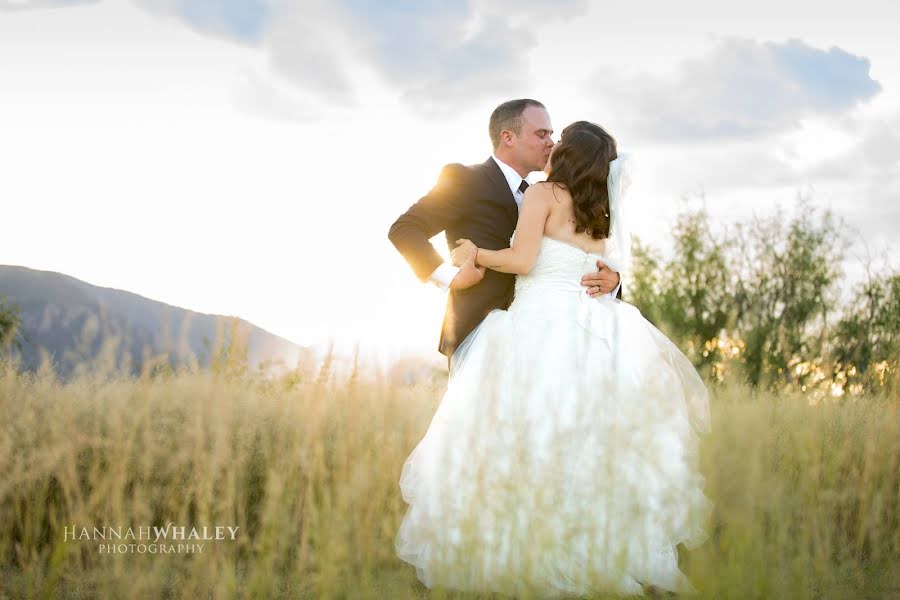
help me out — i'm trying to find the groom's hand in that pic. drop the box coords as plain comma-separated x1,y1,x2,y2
581,260,620,297
449,256,485,290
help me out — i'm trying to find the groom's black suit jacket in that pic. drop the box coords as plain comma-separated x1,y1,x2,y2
389,158,518,358
389,157,624,358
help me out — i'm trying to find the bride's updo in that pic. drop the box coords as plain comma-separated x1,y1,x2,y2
546,121,617,240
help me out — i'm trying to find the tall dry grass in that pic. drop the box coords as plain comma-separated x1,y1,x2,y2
0,359,897,599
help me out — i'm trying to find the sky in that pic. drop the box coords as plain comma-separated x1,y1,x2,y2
1,0,898,362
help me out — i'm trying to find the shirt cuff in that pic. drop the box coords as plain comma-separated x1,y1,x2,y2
429,262,460,291
609,281,622,299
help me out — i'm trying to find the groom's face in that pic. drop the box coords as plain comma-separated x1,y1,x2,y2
512,106,555,173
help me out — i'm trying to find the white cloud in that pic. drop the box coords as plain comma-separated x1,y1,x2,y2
262,0,359,105
122,0,590,115
0,0,98,10
232,68,320,123
134,0,269,42
588,38,882,142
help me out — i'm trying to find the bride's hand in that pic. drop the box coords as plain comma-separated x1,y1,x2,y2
451,239,478,267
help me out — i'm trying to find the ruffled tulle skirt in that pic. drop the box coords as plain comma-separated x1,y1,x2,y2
396,293,712,598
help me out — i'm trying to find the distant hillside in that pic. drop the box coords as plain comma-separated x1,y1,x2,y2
0,265,309,378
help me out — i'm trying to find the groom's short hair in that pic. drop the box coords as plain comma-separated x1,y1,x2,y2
489,99,545,149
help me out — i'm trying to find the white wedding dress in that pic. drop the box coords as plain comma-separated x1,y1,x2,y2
396,156,712,597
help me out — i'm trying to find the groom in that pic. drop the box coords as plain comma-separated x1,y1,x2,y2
388,99,621,362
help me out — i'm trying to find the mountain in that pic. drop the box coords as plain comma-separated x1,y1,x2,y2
0,265,309,378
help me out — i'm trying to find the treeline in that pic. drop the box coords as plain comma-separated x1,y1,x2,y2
628,203,898,396
2,205,896,396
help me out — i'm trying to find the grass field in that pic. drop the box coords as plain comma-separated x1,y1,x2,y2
0,360,897,599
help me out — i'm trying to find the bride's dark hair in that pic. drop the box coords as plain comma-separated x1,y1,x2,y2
546,121,617,240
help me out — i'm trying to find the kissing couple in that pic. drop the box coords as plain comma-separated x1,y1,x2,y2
390,99,712,598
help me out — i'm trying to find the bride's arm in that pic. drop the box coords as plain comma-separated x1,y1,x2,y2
474,184,553,275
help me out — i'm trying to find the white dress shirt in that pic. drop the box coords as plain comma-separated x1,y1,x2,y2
428,155,621,298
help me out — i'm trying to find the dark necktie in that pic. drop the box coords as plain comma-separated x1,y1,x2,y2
518,179,529,194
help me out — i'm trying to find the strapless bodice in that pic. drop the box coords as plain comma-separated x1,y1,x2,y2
513,236,609,300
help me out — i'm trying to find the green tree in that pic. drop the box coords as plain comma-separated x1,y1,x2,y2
627,236,664,326
832,271,900,392
657,209,736,373
628,202,855,390
628,209,736,378
733,205,843,388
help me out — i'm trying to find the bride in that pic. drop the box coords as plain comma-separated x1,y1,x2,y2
395,122,713,598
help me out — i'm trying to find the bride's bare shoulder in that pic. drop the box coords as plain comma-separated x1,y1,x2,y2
527,181,569,204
